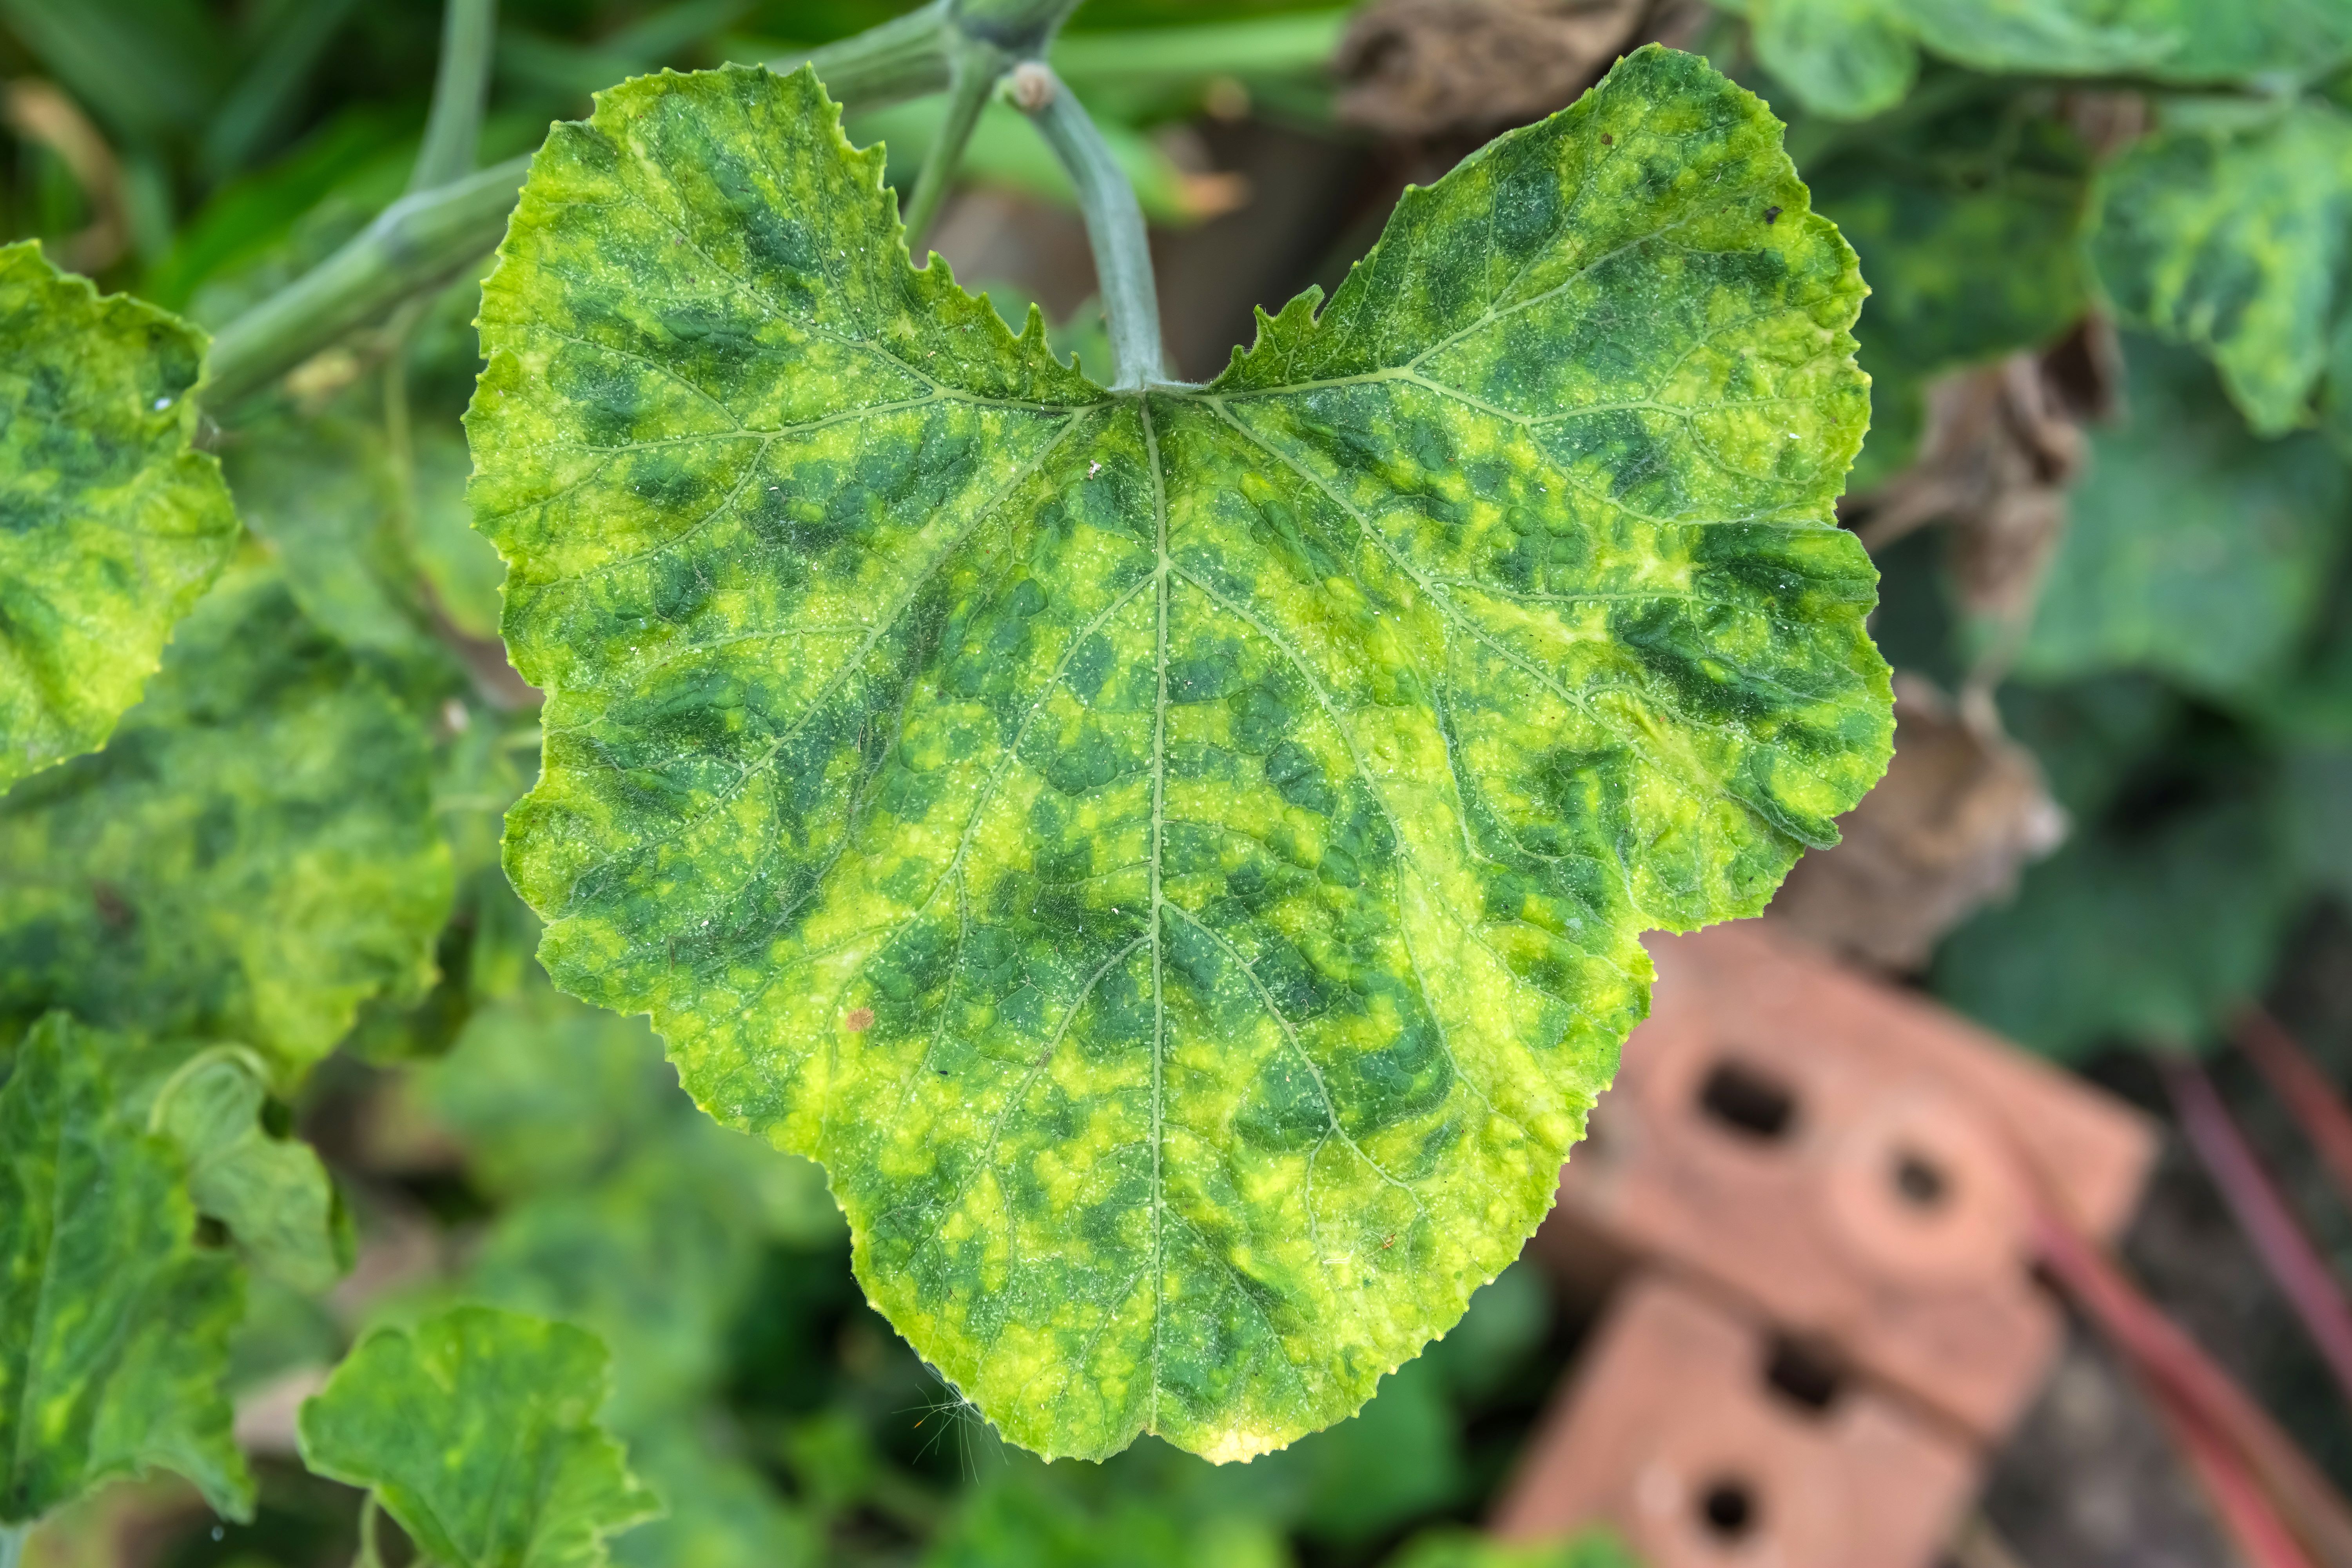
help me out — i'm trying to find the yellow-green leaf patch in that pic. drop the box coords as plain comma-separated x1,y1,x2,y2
0,242,241,791
2090,99,2352,436
472,48,1889,1462
0,1014,252,1526
0,570,452,1082
298,1305,660,1568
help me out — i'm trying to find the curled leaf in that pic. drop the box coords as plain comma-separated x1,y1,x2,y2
146,1044,348,1294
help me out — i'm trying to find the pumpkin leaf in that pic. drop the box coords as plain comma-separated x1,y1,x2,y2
0,570,453,1082
2089,98,2352,436
1898,0,2173,76
143,1044,350,1294
1745,0,2165,119
1749,0,1918,121
1746,0,2352,120
224,409,441,661
471,47,1888,1463
0,1013,252,1527
297,1305,661,1568
2017,334,2351,702
463,1152,780,1433
1809,98,2090,487
0,241,241,791
2080,0,2352,85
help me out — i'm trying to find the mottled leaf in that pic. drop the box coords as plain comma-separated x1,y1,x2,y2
298,1306,661,1568
2089,99,2352,436
2018,335,2350,701
0,1014,252,1526
851,96,1213,227
1747,0,2352,120
144,1044,348,1294
1811,106,2089,486
0,570,453,1081
0,240,241,791
471,49,1888,1461
1749,0,1918,120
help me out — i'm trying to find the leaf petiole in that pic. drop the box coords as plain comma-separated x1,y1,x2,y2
901,31,1012,250
352,1492,385,1568
1019,63,1169,388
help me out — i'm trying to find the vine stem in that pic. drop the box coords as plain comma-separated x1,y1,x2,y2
411,0,497,193
900,35,1008,250
780,0,953,108
202,0,995,414
1020,65,1168,389
203,154,528,410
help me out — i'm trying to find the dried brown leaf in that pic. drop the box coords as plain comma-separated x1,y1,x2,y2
1770,674,2066,970
1336,0,1647,138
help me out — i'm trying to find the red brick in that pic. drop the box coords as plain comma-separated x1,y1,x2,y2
1491,1274,1978,1567
1539,919,2155,1439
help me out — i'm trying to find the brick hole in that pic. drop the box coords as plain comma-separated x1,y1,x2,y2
1890,1146,1950,1211
1696,1058,1797,1141
1698,1475,1759,1541
1762,1334,1844,1416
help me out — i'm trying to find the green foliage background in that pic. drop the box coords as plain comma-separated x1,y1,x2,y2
4,0,2352,1562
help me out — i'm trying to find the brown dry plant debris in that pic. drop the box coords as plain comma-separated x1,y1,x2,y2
1858,326,2114,624
1770,673,2066,971
1335,0,1648,138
